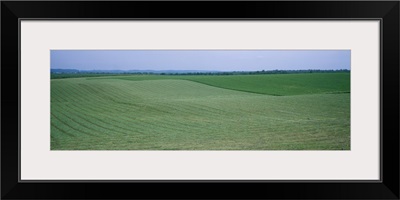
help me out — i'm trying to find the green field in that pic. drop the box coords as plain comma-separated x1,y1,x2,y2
51,73,350,150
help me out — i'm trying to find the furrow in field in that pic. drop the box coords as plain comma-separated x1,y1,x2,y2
52,79,133,103
62,103,145,134
51,83,69,102
52,81,89,102
156,101,236,120
60,102,155,136
56,101,234,138
54,97,164,134
75,82,142,103
52,106,130,138
66,86,247,131
51,112,99,138
64,82,121,103
57,99,197,136
51,121,76,138
56,79,250,119
57,79,346,135
53,104,139,137
51,75,350,150
74,101,206,134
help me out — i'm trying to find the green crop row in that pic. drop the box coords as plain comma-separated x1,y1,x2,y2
51,73,350,150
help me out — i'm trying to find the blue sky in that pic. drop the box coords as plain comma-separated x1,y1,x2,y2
51,50,350,71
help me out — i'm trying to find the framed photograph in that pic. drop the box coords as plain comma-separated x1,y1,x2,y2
2,1,399,199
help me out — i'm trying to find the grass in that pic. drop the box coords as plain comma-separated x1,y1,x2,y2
51,73,350,150
89,73,350,96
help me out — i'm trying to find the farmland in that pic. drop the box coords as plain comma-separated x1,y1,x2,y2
51,73,350,150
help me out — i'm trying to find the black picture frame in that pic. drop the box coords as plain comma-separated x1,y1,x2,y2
1,1,399,199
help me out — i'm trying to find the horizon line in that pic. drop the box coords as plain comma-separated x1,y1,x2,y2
51,68,351,71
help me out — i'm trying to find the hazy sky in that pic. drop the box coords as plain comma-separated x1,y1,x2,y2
51,50,350,71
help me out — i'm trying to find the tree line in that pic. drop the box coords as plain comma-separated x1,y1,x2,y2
161,69,350,76
51,69,350,79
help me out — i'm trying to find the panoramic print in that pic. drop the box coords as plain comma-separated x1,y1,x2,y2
50,50,350,150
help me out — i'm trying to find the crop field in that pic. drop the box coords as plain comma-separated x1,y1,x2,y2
51,73,350,150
